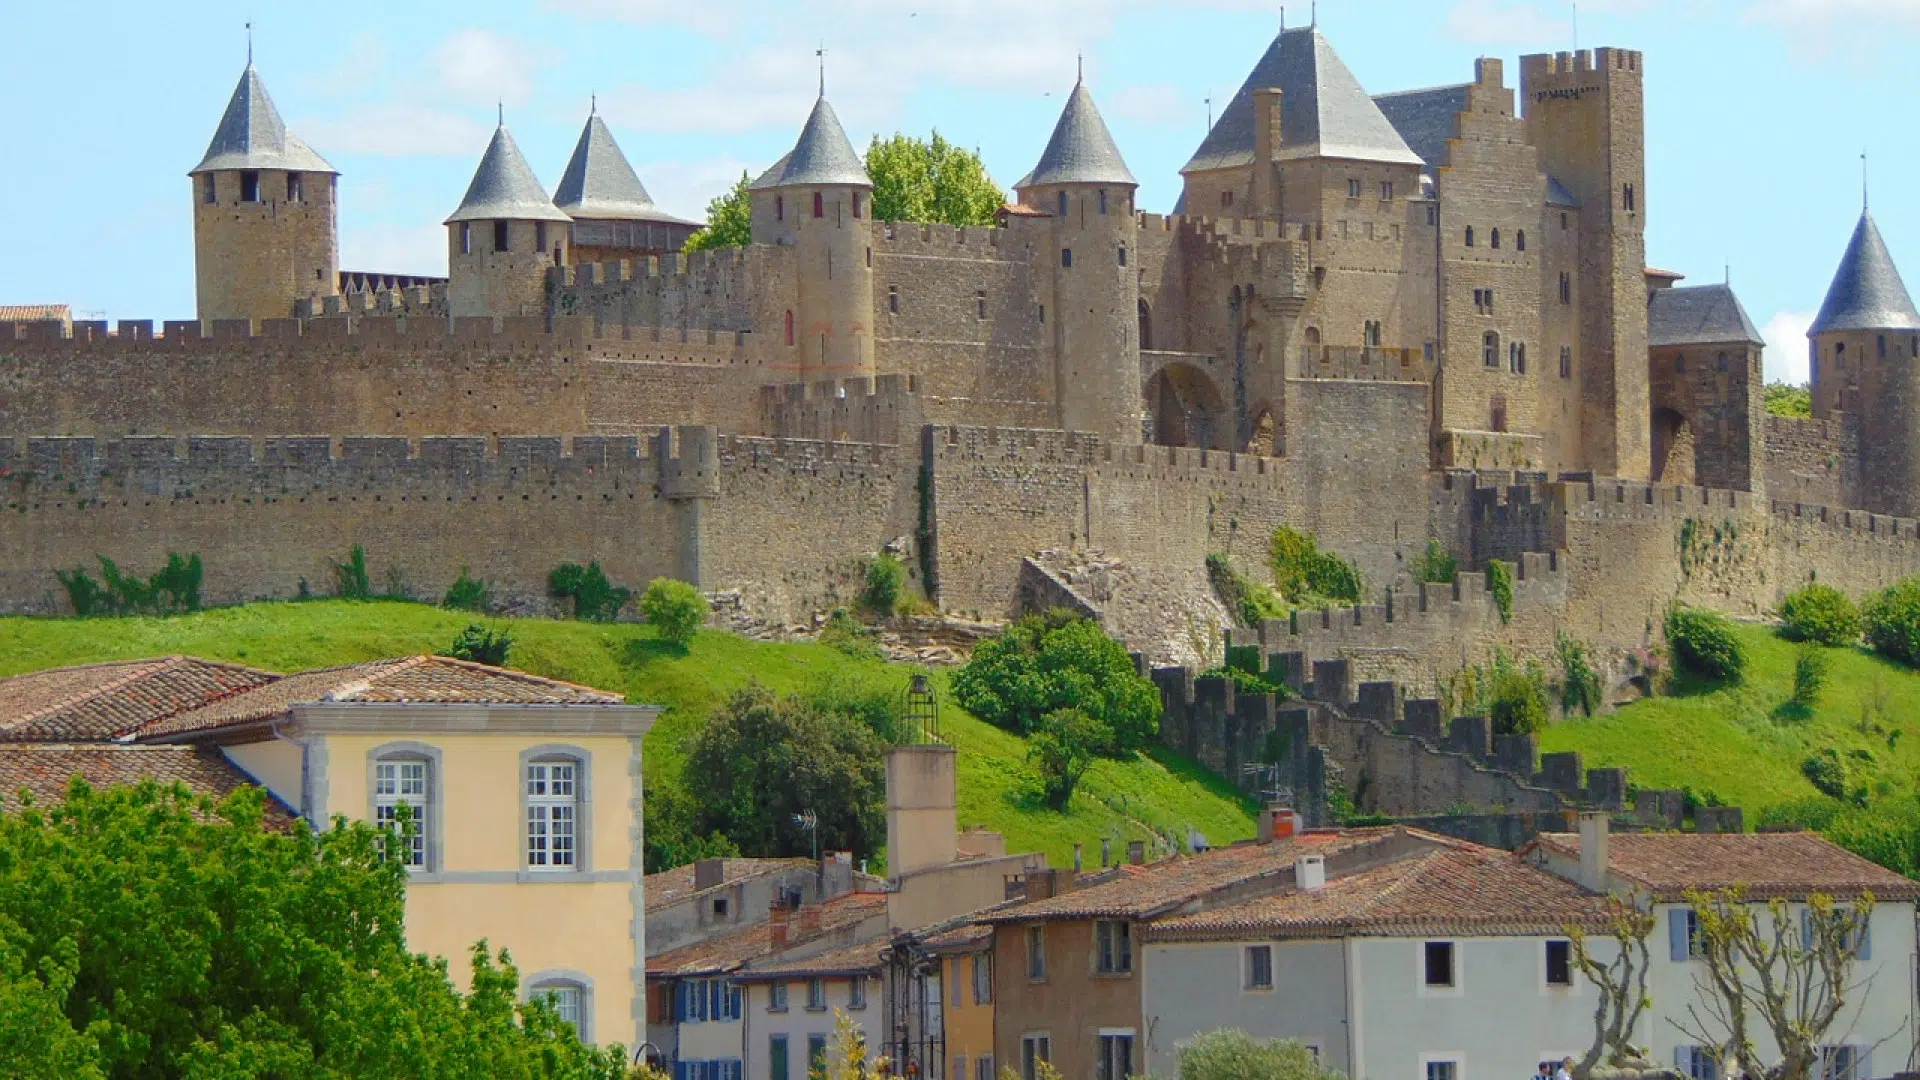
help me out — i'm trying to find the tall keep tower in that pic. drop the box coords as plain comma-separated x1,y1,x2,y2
749,93,875,379
445,120,573,318
190,62,338,323
1809,210,1920,516
1519,48,1650,480
1017,76,1143,445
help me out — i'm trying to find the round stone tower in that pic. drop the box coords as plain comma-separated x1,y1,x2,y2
1808,209,1920,516
190,62,339,324
1017,76,1143,444
445,119,574,318
749,94,875,379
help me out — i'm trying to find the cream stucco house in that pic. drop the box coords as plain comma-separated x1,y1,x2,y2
0,654,656,1049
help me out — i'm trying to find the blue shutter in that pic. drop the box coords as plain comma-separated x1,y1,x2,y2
731,982,743,1019
676,983,689,1022
676,1061,688,1080
709,979,722,1020
1668,909,1689,961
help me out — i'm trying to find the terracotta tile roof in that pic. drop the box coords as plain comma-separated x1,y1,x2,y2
644,858,816,914
1147,845,1608,942
1526,832,1920,902
0,744,297,827
0,657,279,742
738,938,884,980
648,892,889,977
0,304,70,323
921,921,994,952
142,655,624,739
978,828,1403,923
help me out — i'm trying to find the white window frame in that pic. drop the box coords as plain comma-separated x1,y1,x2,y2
848,974,867,1009
521,745,591,873
1020,1033,1052,1080
368,742,442,872
806,976,826,1011
1245,944,1274,991
1420,1052,1464,1080
768,982,788,1012
1096,1028,1135,1080
526,968,595,1044
1418,939,1462,997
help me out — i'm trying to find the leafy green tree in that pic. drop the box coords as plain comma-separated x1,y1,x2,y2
1779,582,1861,646
683,172,752,252
1177,1029,1347,1080
0,778,627,1079
950,611,1161,756
1028,707,1105,810
640,577,708,648
1863,577,1920,666
684,683,887,858
550,562,634,622
445,623,513,666
1764,381,1812,418
641,781,741,874
1412,539,1458,585
1487,666,1548,735
865,132,1004,226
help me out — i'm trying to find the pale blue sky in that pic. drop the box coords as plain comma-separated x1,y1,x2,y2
3,0,1915,383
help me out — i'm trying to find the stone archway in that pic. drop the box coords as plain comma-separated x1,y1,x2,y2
1651,407,1696,485
1147,362,1229,449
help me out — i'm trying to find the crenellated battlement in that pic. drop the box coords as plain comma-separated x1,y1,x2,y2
930,424,1285,479
549,244,750,289
1521,47,1643,81
873,222,1006,252
0,314,752,357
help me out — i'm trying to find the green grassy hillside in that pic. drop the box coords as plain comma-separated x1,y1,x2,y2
0,601,1255,868
1542,621,1920,872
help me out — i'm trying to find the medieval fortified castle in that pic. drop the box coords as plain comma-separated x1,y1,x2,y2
5,24,1920,681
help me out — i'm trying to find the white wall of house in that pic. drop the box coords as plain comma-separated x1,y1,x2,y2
1144,936,1607,1080
1642,901,1919,1079
679,1005,746,1064
743,977,881,1080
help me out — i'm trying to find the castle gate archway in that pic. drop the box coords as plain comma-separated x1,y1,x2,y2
1147,362,1229,449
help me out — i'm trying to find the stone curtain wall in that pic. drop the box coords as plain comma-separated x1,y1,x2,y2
1764,413,1859,510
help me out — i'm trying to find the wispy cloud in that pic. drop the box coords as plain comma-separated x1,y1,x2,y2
1747,0,1920,60
1762,309,1815,383
432,28,555,108
303,103,492,157
1109,82,1194,129
641,157,757,222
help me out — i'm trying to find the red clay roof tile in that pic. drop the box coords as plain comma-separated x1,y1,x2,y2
1526,831,1920,901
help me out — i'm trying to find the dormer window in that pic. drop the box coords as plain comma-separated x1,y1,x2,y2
240,171,260,203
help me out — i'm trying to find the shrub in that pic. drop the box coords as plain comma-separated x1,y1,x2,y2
1791,644,1829,711
1780,582,1862,646
640,577,708,647
819,608,884,661
1664,606,1746,682
55,566,108,616
862,554,905,616
1206,554,1287,628
1864,578,1920,667
1412,538,1458,585
1178,1028,1347,1080
1487,666,1548,736
548,561,633,622
1555,632,1602,717
1486,559,1514,624
1201,644,1288,697
1029,707,1107,810
445,623,513,666
950,610,1161,756
442,567,492,612
1268,528,1361,606
54,553,203,616
333,544,372,600
1802,748,1850,801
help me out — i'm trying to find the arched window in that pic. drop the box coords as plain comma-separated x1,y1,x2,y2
1516,229,1526,252
784,310,795,345
524,747,588,871
1483,331,1500,368
370,743,441,871
527,971,594,1042
813,192,824,219
1466,227,1475,248
1138,299,1152,351
1491,228,1502,250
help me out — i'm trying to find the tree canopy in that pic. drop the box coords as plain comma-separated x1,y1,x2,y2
683,172,753,253
0,778,628,1079
1177,1029,1348,1080
951,610,1161,758
865,132,1004,226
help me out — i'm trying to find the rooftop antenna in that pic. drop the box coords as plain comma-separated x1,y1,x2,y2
817,43,827,96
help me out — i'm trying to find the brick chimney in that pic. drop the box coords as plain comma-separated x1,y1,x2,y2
1577,811,1610,892
796,903,823,941
1251,87,1284,216
1259,805,1300,843
769,902,792,951
694,857,727,891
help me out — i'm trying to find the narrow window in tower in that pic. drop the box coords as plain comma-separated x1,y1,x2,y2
889,285,900,315
1879,335,1888,359
976,291,987,319
1559,273,1572,304
1347,178,1362,198
1623,184,1636,212
813,192,824,218
1381,181,1394,202
1676,354,1686,372
494,220,510,253
1038,305,1045,324
1058,191,1069,217
853,192,863,219
460,223,472,255
1099,189,1108,215
1062,248,1073,269
1491,229,1502,250
1836,342,1846,369
1221,191,1234,209
1718,351,1729,372
202,175,217,204
1426,206,1437,226
1516,230,1525,252
1913,336,1918,359
784,310,795,346
866,248,871,268
1561,212,1569,229
1117,246,1128,267
1465,227,1475,248
536,222,548,253
287,172,304,202
240,171,260,203
1517,343,1527,374
1491,394,1508,432
1560,346,1572,379
776,195,785,221
1483,332,1499,368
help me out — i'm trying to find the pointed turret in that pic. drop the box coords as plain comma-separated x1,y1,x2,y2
190,62,339,322
446,121,571,318
1026,79,1135,189
551,110,700,262
751,96,871,191
1811,211,1920,336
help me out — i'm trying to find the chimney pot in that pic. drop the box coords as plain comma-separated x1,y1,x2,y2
1259,804,1300,843
1295,854,1326,891
694,857,727,891
1127,840,1147,866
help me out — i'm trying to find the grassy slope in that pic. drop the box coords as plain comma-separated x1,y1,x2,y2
1541,622,1920,815
0,601,1255,866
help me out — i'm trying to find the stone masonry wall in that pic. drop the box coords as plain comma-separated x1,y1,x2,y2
1764,413,1859,511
